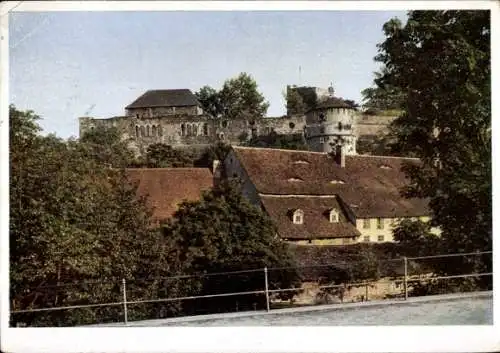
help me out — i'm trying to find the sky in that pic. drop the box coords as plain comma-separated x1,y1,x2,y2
9,10,407,138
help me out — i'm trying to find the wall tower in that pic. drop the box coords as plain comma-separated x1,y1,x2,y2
304,84,357,155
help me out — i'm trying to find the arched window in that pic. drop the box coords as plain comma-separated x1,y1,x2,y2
152,125,157,136
135,125,139,138
146,125,151,137
140,126,145,137
203,123,209,136
329,209,339,223
193,124,198,136
181,124,186,136
338,122,342,131
293,209,304,224
187,124,192,136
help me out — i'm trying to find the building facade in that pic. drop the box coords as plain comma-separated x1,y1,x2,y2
79,85,395,156
223,146,438,245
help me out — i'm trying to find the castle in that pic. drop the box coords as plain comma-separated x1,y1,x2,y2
79,85,395,155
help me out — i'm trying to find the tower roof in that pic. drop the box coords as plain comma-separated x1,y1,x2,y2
311,97,356,111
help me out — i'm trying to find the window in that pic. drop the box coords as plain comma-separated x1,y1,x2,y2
378,235,385,242
363,236,370,242
135,126,139,138
363,219,370,229
222,120,228,128
140,126,145,137
319,113,325,122
193,124,198,136
293,209,304,224
338,122,342,131
203,123,208,136
289,122,295,129
181,124,186,136
158,125,163,136
187,124,192,136
152,125,157,136
146,125,151,137
329,209,339,223
377,218,384,229
319,137,325,144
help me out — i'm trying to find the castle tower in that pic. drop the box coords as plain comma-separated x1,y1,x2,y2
304,84,357,154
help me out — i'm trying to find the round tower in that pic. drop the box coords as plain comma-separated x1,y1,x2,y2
304,86,357,155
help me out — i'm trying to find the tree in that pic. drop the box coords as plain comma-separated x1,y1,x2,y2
193,142,232,169
79,126,135,168
245,131,308,151
361,68,406,114
10,106,184,326
141,143,194,168
285,88,306,116
162,180,300,314
195,85,223,119
196,73,269,121
374,11,491,279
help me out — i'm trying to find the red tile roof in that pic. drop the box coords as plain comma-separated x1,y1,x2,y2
232,146,430,218
125,168,213,222
260,196,361,240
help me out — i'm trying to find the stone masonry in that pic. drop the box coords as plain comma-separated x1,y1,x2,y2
78,86,395,156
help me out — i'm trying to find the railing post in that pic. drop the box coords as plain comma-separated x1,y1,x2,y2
122,278,128,325
403,257,408,300
264,267,270,312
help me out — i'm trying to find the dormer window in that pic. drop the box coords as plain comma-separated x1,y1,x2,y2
293,209,304,224
292,160,310,165
329,209,339,223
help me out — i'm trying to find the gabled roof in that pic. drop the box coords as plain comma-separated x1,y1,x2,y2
125,89,200,109
231,146,429,218
125,168,213,222
260,195,361,240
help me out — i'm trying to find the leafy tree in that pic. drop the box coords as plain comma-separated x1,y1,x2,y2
285,87,307,116
361,68,406,114
245,131,308,151
10,106,184,326
141,143,194,168
79,126,135,168
195,85,223,119
196,73,269,121
375,11,491,282
162,180,300,314
193,142,232,170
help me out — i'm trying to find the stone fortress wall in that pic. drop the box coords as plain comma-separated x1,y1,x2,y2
79,85,396,156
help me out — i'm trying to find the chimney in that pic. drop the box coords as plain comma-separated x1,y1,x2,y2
335,145,345,168
212,159,221,179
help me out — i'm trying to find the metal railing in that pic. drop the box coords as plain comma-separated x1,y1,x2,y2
10,251,492,326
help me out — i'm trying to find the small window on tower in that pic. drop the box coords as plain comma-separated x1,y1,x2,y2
319,137,325,144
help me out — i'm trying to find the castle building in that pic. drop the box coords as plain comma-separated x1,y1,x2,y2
79,85,394,156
